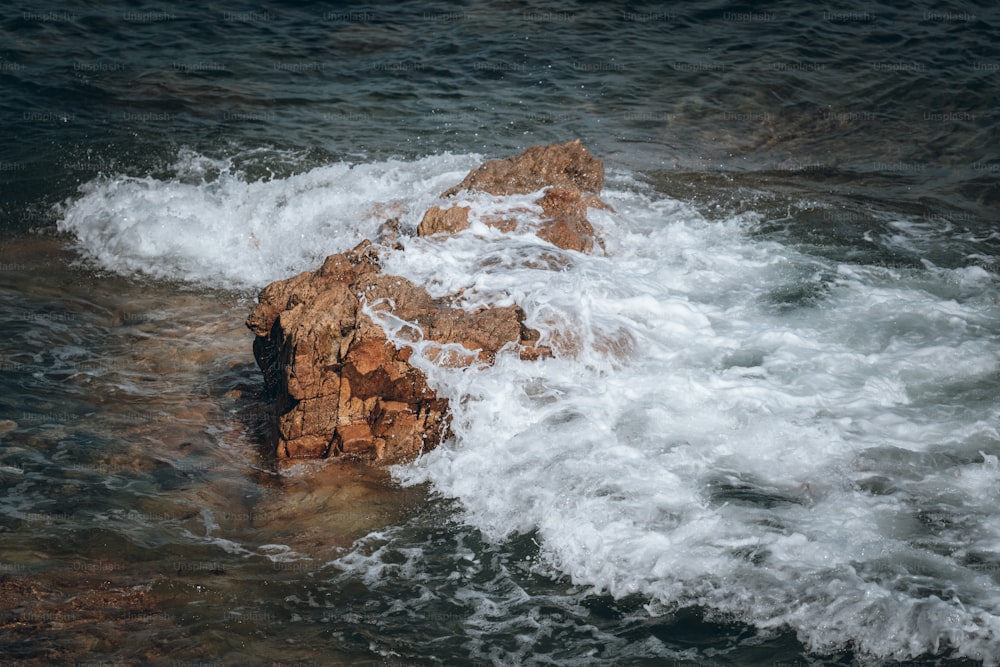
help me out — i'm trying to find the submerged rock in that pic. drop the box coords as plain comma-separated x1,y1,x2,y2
248,141,608,466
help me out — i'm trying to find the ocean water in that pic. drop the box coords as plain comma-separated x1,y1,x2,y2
2,1,999,665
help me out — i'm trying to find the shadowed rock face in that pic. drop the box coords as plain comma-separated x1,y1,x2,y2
247,141,608,466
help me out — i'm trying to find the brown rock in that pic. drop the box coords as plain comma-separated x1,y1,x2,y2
534,187,601,253
442,139,604,197
417,205,470,236
247,142,617,467
419,141,612,253
247,240,540,464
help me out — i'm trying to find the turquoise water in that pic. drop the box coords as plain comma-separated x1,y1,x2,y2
2,2,999,664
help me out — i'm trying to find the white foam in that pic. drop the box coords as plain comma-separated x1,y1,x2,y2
59,150,1000,661
383,168,1000,661
57,149,480,289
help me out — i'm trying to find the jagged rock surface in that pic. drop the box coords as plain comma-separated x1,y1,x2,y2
247,241,540,464
248,141,608,466
419,140,611,252
441,138,604,197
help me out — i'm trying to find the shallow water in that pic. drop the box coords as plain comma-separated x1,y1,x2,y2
2,0,1000,664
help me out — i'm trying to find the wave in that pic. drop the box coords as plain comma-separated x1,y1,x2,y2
56,148,482,289
59,148,1000,661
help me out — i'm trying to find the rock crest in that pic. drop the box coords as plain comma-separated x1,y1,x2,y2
441,138,604,196
248,141,609,465
418,139,610,254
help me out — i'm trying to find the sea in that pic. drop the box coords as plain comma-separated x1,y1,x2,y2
1,1,999,665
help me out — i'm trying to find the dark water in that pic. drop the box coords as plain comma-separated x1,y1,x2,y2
1,1,999,665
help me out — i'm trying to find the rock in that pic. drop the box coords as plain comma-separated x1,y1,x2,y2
248,141,613,467
247,240,543,464
442,138,604,197
418,141,612,253
417,205,471,236
417,187,605,253
534,187,600,253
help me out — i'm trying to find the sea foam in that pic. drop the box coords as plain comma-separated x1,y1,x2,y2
59,150,1000,661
